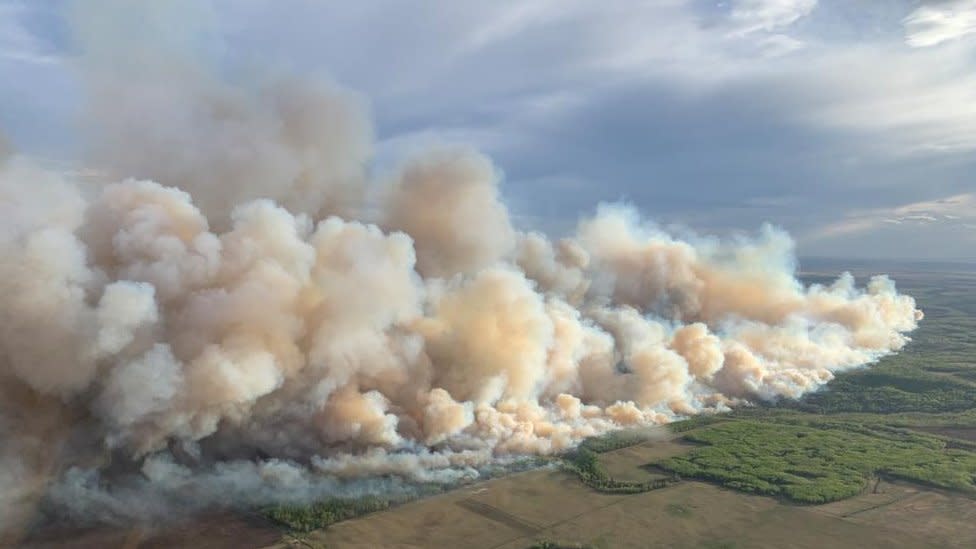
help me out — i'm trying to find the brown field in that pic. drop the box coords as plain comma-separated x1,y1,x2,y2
815,480,976,547
269,437,976,549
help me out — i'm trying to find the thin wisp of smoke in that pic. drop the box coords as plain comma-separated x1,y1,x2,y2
0,3,922,535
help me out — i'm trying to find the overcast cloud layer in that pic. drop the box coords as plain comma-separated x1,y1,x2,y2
1,0,974,259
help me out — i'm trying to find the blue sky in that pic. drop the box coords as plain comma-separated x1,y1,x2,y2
1,0,975,260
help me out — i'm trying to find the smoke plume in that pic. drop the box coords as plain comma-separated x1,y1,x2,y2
0,1,922,538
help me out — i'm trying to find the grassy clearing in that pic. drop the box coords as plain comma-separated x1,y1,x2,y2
562,445,680,494
559,428,680,493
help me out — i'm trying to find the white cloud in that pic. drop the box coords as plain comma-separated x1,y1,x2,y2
904,0,976,47
794,45,976,155
809,193,976,240
755,33,807,57
457,0,567,54
728,0,818,36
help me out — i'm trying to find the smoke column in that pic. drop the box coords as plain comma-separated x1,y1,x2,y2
0,0,922,537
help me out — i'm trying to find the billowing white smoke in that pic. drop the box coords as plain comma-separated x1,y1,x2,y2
0,2,922,535
0,138,921,531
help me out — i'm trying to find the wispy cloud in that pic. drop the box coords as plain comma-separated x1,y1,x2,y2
904,0,976,47
727,0,818,36
795,44,976,155
809,193,976,240
0,1,60,65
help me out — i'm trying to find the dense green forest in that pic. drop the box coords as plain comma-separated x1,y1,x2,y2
264,497,392,532
660,418,976,503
